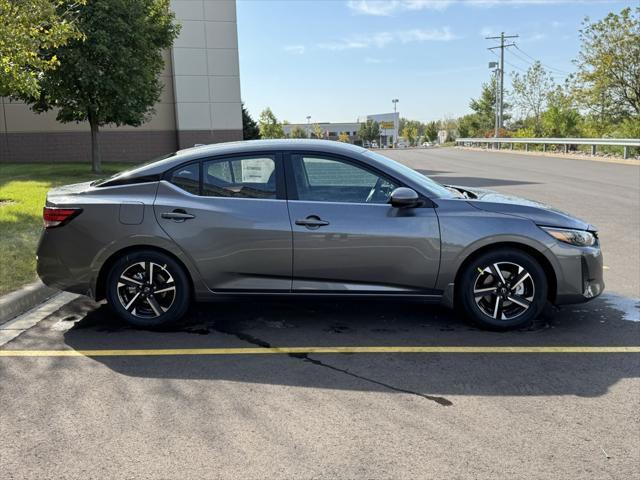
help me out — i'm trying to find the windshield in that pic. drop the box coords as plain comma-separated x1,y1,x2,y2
364,150,455,199
91,152,177,186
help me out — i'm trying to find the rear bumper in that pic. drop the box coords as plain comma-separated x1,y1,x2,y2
36,229,94,296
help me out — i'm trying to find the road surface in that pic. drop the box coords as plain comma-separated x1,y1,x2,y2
1,148,638,479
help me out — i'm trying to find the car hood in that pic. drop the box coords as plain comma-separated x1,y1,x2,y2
450,185,595,231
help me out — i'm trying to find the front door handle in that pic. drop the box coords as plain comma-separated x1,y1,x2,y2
295,215,329,229
161,209,195,221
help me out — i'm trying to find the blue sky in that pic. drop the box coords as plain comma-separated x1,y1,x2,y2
236,0,633,124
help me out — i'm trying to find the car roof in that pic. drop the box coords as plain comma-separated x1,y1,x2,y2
123,139,368,177
177,139,367,158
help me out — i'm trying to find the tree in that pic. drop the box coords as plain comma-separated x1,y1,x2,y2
358,120,380,143
25,0,179,173
511,61,556,135
258,107,285,139
0,0,85,98
242,103,260,140
541,85,581,137
289,126,307,138
338,132,350,143
469,76,510,135
456,114,480,139
312,123,324,139
573,7,640,122
401,123,419,146
423,121,439,142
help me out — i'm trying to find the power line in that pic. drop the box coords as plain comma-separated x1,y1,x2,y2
490,48,528,73
512,44,572,75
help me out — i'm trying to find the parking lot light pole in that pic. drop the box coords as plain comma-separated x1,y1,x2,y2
392,99,399,147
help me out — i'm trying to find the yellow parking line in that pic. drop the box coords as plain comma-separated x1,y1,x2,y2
0,346,639,357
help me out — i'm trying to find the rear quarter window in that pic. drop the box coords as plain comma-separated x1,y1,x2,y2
169,164,200,195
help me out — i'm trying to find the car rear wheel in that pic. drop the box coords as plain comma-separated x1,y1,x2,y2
106,250,191,328
458,248,547,330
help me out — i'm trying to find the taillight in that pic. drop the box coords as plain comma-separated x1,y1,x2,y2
43,207,82,228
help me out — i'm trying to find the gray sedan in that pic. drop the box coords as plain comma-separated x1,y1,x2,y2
37,140,604,330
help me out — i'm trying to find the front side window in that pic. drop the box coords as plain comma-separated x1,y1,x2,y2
203,156,276,199
169,163,200,195
291,155,397,204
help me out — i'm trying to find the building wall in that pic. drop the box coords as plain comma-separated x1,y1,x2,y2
283,113,399,145
0,0,242,163
283,122,361,140
170,0,242,148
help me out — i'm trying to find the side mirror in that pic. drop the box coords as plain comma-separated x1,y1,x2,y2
390,187,420,208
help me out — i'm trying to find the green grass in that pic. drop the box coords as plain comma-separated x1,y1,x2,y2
0,163,130,295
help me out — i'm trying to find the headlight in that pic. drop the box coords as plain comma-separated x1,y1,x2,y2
541,227,597,247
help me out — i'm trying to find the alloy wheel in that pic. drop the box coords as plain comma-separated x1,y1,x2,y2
473,261,535,321
116,261,176,318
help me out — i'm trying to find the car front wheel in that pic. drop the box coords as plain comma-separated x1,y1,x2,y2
458,248,548,330
106,250,191,328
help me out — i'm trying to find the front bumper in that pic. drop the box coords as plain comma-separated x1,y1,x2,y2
552,242,604,305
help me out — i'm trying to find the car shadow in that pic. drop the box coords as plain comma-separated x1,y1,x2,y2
52,296,640,404
415,171,540,188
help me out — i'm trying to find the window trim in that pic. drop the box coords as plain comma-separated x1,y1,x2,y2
163,152,285,200
283,151,405,205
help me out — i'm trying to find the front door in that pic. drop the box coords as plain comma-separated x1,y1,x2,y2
285,153,440,293
154,153,292,291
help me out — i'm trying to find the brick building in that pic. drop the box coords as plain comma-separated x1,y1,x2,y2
0,0,242,163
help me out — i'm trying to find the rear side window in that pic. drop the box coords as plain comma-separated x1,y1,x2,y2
169,163,200,195
202,156,276,199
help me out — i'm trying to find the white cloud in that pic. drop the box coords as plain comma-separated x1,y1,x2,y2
466,0,610,6
401,0,453,10
346,0,400,16
521,32,547,42
347,0,610,15
318,32,394,50
480,26,497,37
398,27,457,43
347,0,452,16
283,45,305,55
318,28,456,51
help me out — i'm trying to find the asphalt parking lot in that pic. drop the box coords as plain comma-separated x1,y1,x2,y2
1,148,639,479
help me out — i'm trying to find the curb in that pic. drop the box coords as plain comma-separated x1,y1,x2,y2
0,281,59,326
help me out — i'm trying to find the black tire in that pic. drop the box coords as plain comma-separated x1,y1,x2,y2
457,248,548,330
106,250,191,328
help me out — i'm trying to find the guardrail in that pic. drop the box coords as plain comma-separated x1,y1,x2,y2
455,137,640,159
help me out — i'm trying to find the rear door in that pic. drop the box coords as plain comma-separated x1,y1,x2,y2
285,152,440,293
154,153,292,292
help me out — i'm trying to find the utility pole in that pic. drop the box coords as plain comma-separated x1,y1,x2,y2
488,62,499,138
486,32,518,135
306,115,311,138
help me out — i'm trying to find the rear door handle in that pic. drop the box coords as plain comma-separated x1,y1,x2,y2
161,209,195,221
295,216,329,228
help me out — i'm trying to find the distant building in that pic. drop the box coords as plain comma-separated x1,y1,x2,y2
0,0,242,163
283,112,400,147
